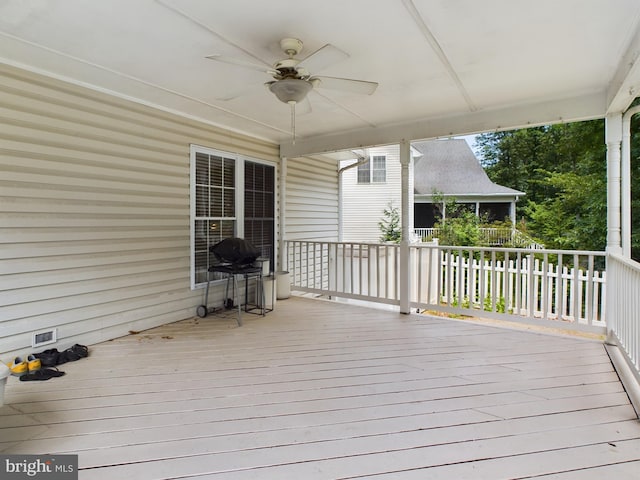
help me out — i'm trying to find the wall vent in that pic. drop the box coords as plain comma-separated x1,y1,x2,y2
32,328,57,348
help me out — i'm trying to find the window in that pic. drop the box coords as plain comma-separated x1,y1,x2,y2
357,161,370,183
357,155,386,183
371,155,386,183
190,145,275,288
244,160,275,274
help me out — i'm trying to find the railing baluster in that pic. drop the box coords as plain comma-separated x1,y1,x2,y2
492,252,497,309
556,253,563,320
586,254,594,326
503,251,510,315
479,249,486,312
458,251,463,305
514,251,521,315
573,253,580,324
395,244,400,300
541,253,548,321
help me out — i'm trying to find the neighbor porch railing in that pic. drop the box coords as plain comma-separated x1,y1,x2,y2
414,227,544,249
285,240,607,334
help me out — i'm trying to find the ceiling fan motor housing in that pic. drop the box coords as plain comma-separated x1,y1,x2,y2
273,59,302,77
280,38,303,56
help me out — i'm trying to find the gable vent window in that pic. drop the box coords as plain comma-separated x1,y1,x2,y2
357,155,386,184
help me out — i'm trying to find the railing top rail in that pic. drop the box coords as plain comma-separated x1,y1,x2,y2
608,251,640,270
285,239,604,257
286,240,400,247
411,243,606,257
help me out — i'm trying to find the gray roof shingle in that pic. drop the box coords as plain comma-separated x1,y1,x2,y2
413,139,524,197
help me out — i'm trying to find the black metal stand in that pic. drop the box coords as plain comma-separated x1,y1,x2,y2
197,263,265,326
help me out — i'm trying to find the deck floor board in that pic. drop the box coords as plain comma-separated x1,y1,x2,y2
2,296,639,479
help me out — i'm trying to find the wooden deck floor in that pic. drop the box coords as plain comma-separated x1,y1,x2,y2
2,296,640,479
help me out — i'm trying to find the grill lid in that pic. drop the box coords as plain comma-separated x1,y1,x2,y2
210,237,260,265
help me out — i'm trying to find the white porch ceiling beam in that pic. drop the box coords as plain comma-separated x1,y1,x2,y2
402,0,477,112
607,16,640,114
281,91,606,158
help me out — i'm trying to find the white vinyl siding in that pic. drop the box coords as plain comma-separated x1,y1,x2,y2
0,64,278,358
285,156,338,242
341,146,413,242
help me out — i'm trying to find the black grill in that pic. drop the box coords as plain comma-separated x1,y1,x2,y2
210,237,261,267
196,237,265,326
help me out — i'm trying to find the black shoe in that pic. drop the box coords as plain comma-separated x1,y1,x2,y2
19,367,65,381
33,349,60,367
58,344,89,363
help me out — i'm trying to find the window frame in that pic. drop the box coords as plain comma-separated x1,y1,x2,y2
190,144,276,290
371,155,387,183
356,155,387,184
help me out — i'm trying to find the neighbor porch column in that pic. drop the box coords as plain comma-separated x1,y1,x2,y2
399,139,412,314
606,114,622,254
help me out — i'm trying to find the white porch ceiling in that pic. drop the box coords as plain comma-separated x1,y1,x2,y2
2,0,640,157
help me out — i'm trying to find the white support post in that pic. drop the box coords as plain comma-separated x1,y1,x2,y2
622,106,640,258
279,157,288,271
606,114,623,254
605,114,622,344
399,140,412,314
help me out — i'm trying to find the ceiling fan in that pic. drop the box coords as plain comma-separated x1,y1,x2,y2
206,38,378,142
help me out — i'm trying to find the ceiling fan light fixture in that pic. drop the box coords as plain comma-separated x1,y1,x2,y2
269,78,313,104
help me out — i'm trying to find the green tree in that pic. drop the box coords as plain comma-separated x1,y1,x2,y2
379,201,401,243
474,119,627,254
524,171,606,251
435,210,484,247
431,192,485,246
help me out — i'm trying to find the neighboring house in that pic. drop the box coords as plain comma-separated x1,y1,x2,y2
340,139,522,243
413,139,524,228
339,145,417,243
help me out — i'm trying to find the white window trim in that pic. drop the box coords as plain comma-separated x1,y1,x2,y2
371,155,387,183
189,144,276,290
357,155,387,184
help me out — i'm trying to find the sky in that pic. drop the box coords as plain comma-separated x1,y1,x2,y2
456,134,482,159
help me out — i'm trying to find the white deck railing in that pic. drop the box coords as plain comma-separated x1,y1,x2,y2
413,245,606,333
286,241,401,305
607,252,640,383
285,240,607,333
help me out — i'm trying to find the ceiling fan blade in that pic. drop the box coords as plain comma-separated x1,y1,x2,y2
206,54,278,76
297,44,349,73
216,82,265,101
296,96,312,115
312,76,378,95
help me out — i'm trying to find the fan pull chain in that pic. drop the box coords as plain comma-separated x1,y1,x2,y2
289,101,296,145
